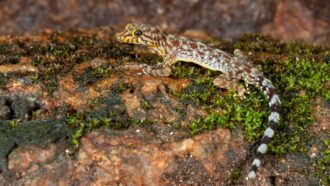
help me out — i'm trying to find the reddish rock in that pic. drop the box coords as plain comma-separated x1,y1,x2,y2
8,144,57,173
0,27,249,185
0,24,328,186
1,127,247,185
262,0,330,45
311,98,330,134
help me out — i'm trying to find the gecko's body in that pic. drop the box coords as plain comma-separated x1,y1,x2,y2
116,23,281,179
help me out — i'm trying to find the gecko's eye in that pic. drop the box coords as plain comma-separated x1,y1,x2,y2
133,29,143,37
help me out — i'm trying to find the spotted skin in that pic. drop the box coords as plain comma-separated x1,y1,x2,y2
116,23,281,180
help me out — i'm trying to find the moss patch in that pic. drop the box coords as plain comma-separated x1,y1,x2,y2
315,133,330,185
170,34,330,181
1,28,329,182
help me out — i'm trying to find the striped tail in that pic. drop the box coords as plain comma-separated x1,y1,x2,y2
247,77,281,179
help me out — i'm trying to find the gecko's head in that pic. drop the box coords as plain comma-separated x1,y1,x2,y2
116,23,161,47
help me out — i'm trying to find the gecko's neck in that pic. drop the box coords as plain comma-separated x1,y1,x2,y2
150,32,168,57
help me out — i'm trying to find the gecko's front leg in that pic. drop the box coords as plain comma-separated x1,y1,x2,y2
142,52,178,77
143,64,172,77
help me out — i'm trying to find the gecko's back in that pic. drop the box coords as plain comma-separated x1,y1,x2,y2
163,34,263,80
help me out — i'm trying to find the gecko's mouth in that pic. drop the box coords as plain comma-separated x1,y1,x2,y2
115,32,126,42
116,34,145,47
116,35,136,44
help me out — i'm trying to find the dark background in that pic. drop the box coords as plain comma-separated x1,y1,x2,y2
0,0,329,45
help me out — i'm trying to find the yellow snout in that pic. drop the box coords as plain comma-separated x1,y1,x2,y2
115,31,136,44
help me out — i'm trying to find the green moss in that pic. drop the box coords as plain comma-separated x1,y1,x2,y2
92,66,112,78
66,112,87,147
1,29,329,181
142,100,152,110
171,122,182,129
8,120,19,128
66,112,84,126
171,34,329,159
2,29,131,95
277,54,329,99
85,114,117,130
111,82,132,94
188,90,267,140
0,74,9,88
71,123,85,147
228,168,241,183
64,89,142,147
171,64,218,105
127,143,136,148
234,34,286,54
169,34,330,183
315,133,330,185
45,78,59,95
31,73,41,84
0,44,12,55
66,110,155,147
74,65,113,85
269,95,313,154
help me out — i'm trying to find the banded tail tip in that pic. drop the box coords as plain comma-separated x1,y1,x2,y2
257,143,268,154
269,94,281,106
269,112,280,123
252,158,261,167
246,171,256,180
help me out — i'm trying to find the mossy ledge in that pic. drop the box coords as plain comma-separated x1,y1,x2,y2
171,34,329,183
0,28,329,183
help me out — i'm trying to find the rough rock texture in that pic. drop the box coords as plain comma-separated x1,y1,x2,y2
2,128,245,185
0,0,330,45
0,27,248,185
262,0,330,45
0,27,329,185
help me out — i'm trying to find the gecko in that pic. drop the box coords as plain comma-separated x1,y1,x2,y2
116,23,281,180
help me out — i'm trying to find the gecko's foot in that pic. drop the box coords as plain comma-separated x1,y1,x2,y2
234,49,244,57
213,76,247,99
233,90,247,99
136,64,149,76
142,66,171,77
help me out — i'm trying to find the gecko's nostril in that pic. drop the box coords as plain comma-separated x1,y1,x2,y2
115,33,122,41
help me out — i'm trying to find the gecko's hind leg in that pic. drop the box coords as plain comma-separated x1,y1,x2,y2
234,49,253,66
213,74,247,98
234,49,262,71
234,49,248,61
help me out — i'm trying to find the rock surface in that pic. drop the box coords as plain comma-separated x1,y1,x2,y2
2,127,245,185
0,26,328,185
